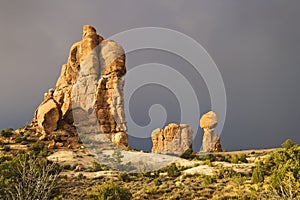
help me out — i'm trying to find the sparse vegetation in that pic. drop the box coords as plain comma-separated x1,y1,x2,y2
87,180,132,200
54,135,62,142
29,142,48,157
3,145,10,152
164,163,181,177
252,161,264,183
246,139,300,199
180,148,197,160
90,161,102,172
0,136,299,199
229,154,248,163
0,128,13,138
109,149,136,171
0,153,60,200
15,135,36,144
202,175,217,185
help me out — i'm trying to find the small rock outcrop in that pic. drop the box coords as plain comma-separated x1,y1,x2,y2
151,123,193,156
33,25,128,146
200,111,222,152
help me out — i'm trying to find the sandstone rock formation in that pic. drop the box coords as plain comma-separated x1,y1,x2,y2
200,111,222,152
151,123,193,156
33,25,128,146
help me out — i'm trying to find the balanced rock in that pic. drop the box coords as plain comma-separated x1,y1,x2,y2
33,25,128,146
35,89,61,133
200,111,222,152
151,123,193,156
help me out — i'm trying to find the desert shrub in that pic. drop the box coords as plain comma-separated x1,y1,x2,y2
0,128,13,138
238,154,248,163
202,175,217,185
229,154,248,164
15,136,36,144
77,173,85,180
3,145,10,152
262,139,300,198
0,154,60,200
0,152,11,163
272,171,300,198
180,148,196,160
53,194,64,200
87,180,132,200
200,153,216,162
281,139,296,149
252,162,264,183
143,187,165,195
54,135,62,142
223,154,231,162
217,166,238,179
29,142,48,157
230,154,239,164
109,149,136,171
91,161,102,172
15,136,23,143
118,172,131,182
63,164,71,170
164,163,181,177
153,178,162,186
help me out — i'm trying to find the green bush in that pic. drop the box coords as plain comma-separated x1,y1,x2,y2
3,145,10,152
200,154,216,162
54,135,62,142
29,142,48,157
0,128,13,138
15,136,24,143
202,175,217,185
225,154,248,164
0,154,60,199
153,178,162,186
90,161,102,172
180,148,196,160
217,166,238,179
118,172,131,182
262,139,300,198
165,163,181,177
15,136,36,144
109,149,136,171
143,187,165,195
281,139,296,149
87,180,132,200
252,162,264,183
230,154,239,164
238,154,248,163
63,164,71,170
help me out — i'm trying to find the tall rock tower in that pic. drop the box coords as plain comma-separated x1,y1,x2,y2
32,25,128,146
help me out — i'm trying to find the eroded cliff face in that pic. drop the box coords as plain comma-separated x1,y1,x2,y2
33,25,128,146
151,123,194,156
200,111,222,152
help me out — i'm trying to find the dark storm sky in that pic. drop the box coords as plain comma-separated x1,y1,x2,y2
0,0,299,151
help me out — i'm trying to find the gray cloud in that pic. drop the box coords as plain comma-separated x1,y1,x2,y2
0,0,299,150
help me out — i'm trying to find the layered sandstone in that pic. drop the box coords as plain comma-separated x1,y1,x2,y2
151,123,193,156
200,111,222,152
33,25,128,146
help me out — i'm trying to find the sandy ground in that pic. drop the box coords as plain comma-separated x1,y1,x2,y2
45,147,275,179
